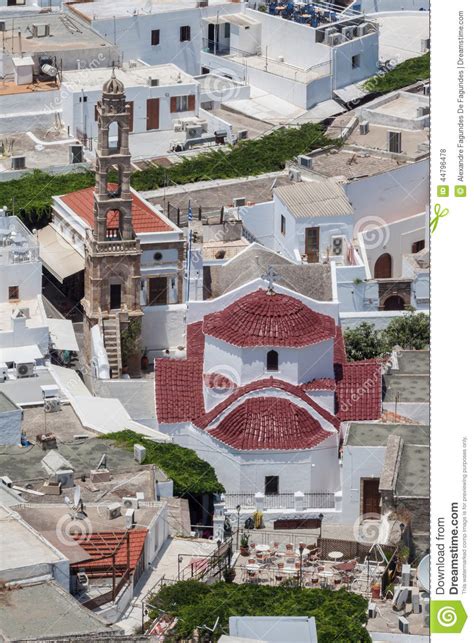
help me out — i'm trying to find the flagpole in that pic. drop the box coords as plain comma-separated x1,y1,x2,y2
186,200,192,302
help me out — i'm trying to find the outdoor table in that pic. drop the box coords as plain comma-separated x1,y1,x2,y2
319,570,335,587
246,564,261,571
328,551,344,561
255,544,271,553
283,567,298,575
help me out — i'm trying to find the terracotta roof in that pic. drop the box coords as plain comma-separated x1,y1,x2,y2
60,186,174,233
209,397,332,451
196,376,340,431
336,361,382,421
303,378,337,391
204,372,236,389
70,529,147,573
203,289,336,348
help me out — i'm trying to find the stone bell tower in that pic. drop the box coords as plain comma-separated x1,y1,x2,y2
82,69,142,379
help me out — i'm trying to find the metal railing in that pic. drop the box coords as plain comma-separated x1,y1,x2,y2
202,38,261,58
224,492,335,510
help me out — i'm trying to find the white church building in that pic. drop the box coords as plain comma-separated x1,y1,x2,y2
155,277,382,511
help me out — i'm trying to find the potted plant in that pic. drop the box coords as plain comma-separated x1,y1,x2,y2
223,566,236,583
141,348,149,371
371,581,381,599
240,533,250,556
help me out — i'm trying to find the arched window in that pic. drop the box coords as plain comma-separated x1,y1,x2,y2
266,350,279,372
105,209,121,239
107,121,119,150
374,253,392,279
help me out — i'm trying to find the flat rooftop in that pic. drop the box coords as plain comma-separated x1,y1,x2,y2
396,443,429,497
346,422,430,448
372,12,430,63
70,0,235,20
383,373,429,403
0,130,85,173
62,62,196,91
370,93,429,121
298,148,406,180
0,505,66,573
147,173,292,213
0,390,18,413
222,52,331,83
1,13,117,54
0,581,121,640
397,350,429,375
347,124,429,159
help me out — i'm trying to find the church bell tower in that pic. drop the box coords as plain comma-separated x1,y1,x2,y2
82,69,142,378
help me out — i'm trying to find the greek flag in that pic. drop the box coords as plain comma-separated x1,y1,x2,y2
188,200,193,222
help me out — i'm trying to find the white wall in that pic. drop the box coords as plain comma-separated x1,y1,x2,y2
362,212,426,277
346,159,429,224
0,407,22,446
341,443,387,522
144,503,169,566
0,261,42,303
335,263,380,313
86,4,242,76
203,336,335,389
0,85,60,134
165,422,340,495
240,202,277,250
62,81,199,140
359,0,429,11
332,32,379,89
141,304,186,356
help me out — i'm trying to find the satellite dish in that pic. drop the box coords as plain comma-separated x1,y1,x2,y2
64,496,71,506
73,485,81,507
417,554,429,593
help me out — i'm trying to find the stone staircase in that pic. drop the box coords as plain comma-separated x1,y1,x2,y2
102,316,122,379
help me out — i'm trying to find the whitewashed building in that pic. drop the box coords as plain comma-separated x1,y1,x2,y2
155,278,383,511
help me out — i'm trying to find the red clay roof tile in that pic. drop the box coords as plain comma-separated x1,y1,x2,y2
209,397,332,451
202,289,335,348
60,186,173,234
70,529,147,572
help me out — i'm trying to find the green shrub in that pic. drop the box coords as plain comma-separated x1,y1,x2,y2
150,580,370,642
102,430,224,495
364,53,430,94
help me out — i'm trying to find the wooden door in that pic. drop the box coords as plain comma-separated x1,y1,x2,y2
305,227,320,263
362,479,381,516
374,253,392,278
146,98,160,131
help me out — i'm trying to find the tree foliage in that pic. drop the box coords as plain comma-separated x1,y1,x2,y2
364,53,430,94
0,124,336,228
102,430,224,495
344,314,430,361
150,580,370,642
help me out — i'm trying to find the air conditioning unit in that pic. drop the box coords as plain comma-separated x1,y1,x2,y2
11,156,26,171
237,130,248,140
388,130,402,154
186,125,203,139
298,155,313,169
342,26,354,41
331,236,344,256
324,27,338,43
423,84,430,96
77,572,89,589
123,496,139,510
106,502,122,520
197,0,209,7
416,106,429,117
328,33,342,46
278,55,285,63
233,197,246,207
44,398,61,413
32,24,50,38
148,77,160,87
289,169,302,182
0,363,7,383
356,23,369,37
125,508,135,529
16,362,35,378
359,121,369,135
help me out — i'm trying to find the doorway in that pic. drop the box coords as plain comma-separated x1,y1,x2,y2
383,295,405,311
110,284,122,310
305,227,320,263
146,98,160,131
374,253,392,278
362,478,381,516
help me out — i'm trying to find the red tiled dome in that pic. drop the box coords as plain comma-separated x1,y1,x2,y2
209,397,332,451
202,289,335,348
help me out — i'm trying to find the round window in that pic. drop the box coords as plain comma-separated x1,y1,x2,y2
153,252,163,261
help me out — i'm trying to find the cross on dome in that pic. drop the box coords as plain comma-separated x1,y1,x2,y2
261,265,280,293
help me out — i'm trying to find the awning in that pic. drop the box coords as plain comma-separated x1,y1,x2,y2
0,345,43,363
203,14,258,27
38,225,84,283
48,318,79,352
333,83,368,105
